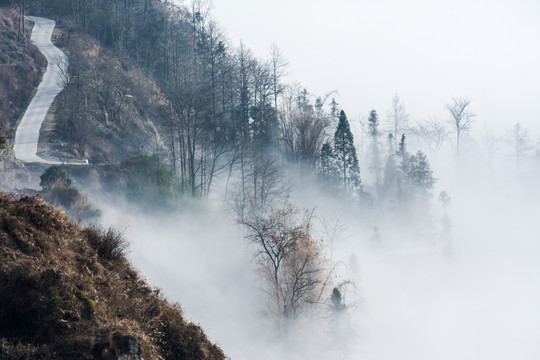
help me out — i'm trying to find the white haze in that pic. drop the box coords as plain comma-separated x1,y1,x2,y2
87,1,540,358
208,0,540,134
90,141,540,359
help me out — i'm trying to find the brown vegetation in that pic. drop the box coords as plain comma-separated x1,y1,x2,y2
48,23,168,164
0,192,225,359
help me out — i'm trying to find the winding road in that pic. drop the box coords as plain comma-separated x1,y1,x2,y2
13,16,74,164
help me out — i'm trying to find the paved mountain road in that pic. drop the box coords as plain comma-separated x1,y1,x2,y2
13,16,84,164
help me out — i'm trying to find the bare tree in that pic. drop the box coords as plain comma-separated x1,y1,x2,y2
270,44,288,112
385,93,409,151
279,86,330,168
410,117,450,157
505,122,532,171
480,123,502,178
240,202,331,326
446,97,475,160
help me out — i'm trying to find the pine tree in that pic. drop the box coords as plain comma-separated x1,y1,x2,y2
318,141,337,183
367,110,382,186
334,110,360,191
330,98,339,119
379,133,398,203
406,150,436,194
330,287,346,314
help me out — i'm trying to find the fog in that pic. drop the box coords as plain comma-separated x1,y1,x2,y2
87,140,540,359
209,0,540,134
81,3,540,357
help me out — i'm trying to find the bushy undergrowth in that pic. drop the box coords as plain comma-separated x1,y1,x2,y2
39,165,101,224
0,192,225,359
120,153,185,209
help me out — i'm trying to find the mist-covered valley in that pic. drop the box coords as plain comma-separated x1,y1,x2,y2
90,136,540,359
1,0,540,359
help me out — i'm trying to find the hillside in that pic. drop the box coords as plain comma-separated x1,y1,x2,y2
0,192,225,360
39,19,169,163
0,7,45,140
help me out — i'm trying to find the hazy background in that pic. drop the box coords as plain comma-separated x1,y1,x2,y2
92,1,540,358
209,0,540,134
95,150,540,359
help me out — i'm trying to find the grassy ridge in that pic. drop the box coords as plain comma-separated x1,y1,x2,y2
0,192,225,359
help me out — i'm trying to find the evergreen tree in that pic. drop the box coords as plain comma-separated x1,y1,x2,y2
380,133,398,201
396,133,409,169
367,110,382,186
330,287,346,314
334,110,360,191
330,98,339,119
406,150,436,195
318,141,337,183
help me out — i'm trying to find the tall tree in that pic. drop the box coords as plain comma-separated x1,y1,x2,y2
318,141,336,184
270,44,288,112
406,150,436,196
505,122,532,172
385,94,409,151
410,117,450,157
446,97,475,160
334,110,360,191
240,203,328,325
367,110,382,186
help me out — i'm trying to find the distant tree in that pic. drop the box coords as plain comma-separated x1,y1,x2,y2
385,94,409,151
334,110,360,191
410,117,450,157
280,87,329,168
367,110,382,186
330,98,339,119
446,97,475,160
406,150,436,195
505,122,533,170
370,226,382,250
438,191,451,212
270,44,288,111
330,287,346,314
397,133,408,159
240,202,329,325
40,165,71,190
39,165,100,223
381,152,398,203
318,141,337,183
481,124,501,178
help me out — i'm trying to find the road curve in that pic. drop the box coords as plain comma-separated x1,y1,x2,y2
14,16,69,164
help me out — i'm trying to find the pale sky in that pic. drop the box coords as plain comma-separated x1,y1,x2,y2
208,0,540,136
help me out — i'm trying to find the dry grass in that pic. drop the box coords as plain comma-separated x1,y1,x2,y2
0,192,225,359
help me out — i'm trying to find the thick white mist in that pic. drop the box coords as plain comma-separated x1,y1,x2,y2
93,144,540,359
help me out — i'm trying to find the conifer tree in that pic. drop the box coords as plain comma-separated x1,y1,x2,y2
367,110,382,186
406,150,435,195
334,110,360,191
319,141,337,183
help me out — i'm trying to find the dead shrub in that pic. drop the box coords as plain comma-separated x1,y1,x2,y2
84,227,127,262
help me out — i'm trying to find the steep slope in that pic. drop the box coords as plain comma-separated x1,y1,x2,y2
0,8,45,140
41,18,169,164
0,192,225,360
